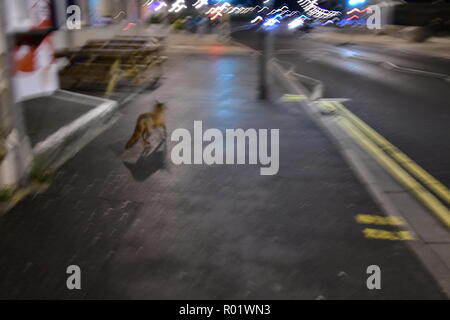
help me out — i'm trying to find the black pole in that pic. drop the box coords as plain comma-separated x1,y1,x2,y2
258,30,268,100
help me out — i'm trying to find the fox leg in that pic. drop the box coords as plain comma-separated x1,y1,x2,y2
126,121,145,149
160,124,168,153
156,124,167,138
142,127,152,147
126,131,141,149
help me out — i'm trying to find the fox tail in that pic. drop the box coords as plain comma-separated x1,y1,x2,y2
125,127,142,150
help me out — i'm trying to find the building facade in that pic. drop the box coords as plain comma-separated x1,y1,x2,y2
0,0,143,189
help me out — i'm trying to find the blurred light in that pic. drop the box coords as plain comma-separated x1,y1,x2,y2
193,0,208,9
348,0,366,6
155,2,167,11
322,20,334,26
145,1,165,11
263,14,282,28
346,8,369,15
286,11,301,17
288,17,304,29
346,15,360,21
123,22,137,31
209,44,224,55
219,2,231,11
211,11,223,20
142,0,154,6
298,0,341,19
258,6,269,13
251,16,263,24
268,8,282,15
208,2,231,21
168,0,187,13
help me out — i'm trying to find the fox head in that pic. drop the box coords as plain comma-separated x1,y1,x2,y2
154,100,166,111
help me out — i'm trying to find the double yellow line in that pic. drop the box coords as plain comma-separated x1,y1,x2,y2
320,101,450,229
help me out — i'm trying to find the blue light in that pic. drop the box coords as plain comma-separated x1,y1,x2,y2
348,0,366,6
263,14,282,29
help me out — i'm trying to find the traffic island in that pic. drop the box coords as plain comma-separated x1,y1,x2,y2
25,90,119,171
0,90,119,215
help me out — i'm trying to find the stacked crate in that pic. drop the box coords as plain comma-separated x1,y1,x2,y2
58,36,167,98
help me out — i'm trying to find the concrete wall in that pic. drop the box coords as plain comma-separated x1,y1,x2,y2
0,8,12,165
0,2,32,188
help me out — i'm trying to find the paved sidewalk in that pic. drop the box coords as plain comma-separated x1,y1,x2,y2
0,51,446,299
309,28,450,59
166,33,254,55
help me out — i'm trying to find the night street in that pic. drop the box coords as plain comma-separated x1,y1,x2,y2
0,0,449,303
0,52,447,299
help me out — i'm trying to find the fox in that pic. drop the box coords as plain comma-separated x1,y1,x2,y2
125,101,167,150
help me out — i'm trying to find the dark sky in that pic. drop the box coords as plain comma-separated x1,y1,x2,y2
271,0,343,10
212,0,450,13
269,0,449,10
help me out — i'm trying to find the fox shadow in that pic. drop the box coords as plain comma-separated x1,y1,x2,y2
108,139,168,182
122,145,168,182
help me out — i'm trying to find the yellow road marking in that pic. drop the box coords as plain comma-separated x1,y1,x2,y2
329,101,450,206
280,94,307,102
316,101,337,115
355,214,405,226
363,228,416,241
336,117,450,229
318,101,338,112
